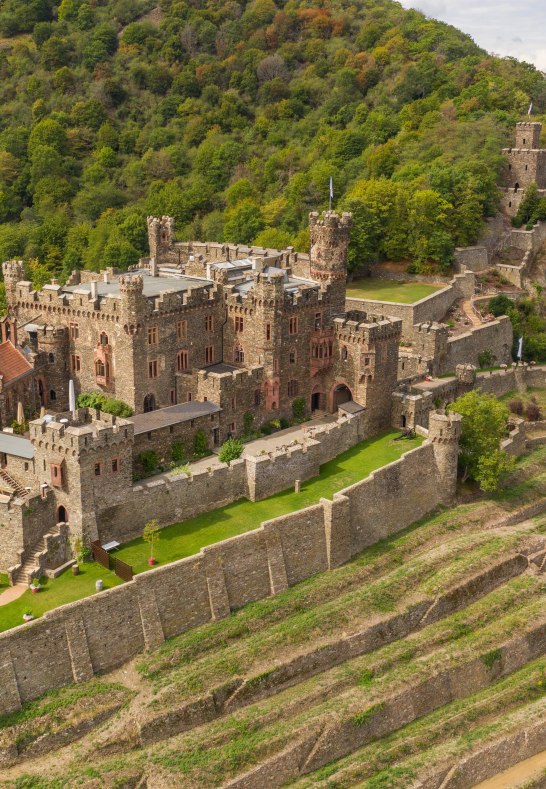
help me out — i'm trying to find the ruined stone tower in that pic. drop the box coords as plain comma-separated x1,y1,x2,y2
502,122,546,215
2,260,24,310
309,211,352,316
428,411,462,502
147,215,175,264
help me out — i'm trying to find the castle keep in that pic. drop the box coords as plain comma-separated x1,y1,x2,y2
502,121,546,215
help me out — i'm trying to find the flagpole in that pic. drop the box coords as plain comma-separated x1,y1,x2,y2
329,176,333,212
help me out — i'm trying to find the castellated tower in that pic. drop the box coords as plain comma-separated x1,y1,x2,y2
147,216,175,264
119,274,145,323
428,411,462,502
515,121,542,149
2,260,24,309
502,122,546,214
309,211,352,317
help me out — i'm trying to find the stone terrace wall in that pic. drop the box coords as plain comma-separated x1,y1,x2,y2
98,411,365,544
476,365,546,398
346,272,474,340
0,428,454,715
444,316,513,372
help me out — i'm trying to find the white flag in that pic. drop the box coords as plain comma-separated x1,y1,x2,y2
329,176,333,200
517,336,523,359
528,102,533,116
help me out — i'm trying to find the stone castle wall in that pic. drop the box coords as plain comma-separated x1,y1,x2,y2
0,421,456,716
345,271,474,341
98,411,365,544
445,316,513,371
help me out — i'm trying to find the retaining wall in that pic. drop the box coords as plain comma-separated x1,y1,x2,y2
0,432,453,715
345,272,474,340
98,411,364,544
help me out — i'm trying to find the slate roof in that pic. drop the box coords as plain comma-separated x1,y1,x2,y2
130,401,221,435
0,433,34,459
0,341,32,383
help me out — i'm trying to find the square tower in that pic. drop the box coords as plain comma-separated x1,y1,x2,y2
515,122,542,149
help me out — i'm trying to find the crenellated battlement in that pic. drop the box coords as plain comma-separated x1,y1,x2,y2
29,408,134,454
333,313,402,343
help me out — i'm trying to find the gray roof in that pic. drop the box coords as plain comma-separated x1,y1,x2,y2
62,271,212,301
338,401,365,415
0,433,34,459
131,401,221,435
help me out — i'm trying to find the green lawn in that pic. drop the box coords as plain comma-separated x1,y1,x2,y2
346,279,443,304
116,431,422,573
0,563,123,634
0,430,421,633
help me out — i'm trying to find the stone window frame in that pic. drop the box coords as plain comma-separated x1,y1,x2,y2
234,345,245,364
289,349,297,364
94,461,103,477
288,316,298,335
99,331,109,346
177,350,188,372
170,389,176,404
205,345,214,364
341,346,348,361
71,354,81,372
314,312,322,331
69,322,79,340
177,320,187,341
287,379,299,397
205,315,214,332
111,457,120,475
148,326,159,345
148,359,159,379
266,323,271,341
231,396,236,411
235,315,244,333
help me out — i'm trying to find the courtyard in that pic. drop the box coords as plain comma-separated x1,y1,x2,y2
346,278,443,304
0,430,422,633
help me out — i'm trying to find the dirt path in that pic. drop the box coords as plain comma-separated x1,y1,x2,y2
472,748,546,788
0,584,26,606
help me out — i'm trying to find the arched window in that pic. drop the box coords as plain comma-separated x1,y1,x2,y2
48,353,55,363
144,393,156,412
50,390,57,401
341,346,348,361
99,332,109,346
234,345,245,363
57,505,68,524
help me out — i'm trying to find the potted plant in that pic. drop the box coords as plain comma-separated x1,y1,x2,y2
143,519,160,566
30,578,40,594
23,609,34,622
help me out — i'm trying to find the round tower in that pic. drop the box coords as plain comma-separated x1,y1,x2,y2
119,275,145,322
309,211,352,316
428,411,462,502
2,260,24,309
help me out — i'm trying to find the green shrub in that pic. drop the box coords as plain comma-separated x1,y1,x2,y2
218,437,244,465
76,392,133,417
170,440,186,464
351,702,385,727
193,429,210,459
488,294,513,317
478,350,494,369
138,450,159,475
481,648,502,670
292,397,306,421
243,411,254,436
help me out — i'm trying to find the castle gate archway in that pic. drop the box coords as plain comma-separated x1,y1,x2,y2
330,383,353,412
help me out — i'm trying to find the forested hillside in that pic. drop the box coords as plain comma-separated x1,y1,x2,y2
0,0,545,282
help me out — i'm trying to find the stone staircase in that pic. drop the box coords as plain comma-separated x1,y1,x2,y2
12,525,60,585
0,467,28,499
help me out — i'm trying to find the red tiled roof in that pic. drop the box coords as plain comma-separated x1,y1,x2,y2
0,342,32,383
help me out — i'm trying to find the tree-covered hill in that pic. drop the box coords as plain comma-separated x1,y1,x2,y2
0,0,545,282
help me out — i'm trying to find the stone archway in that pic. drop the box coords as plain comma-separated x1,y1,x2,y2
330,382,353,412
57,505,68,524
310,385,324,413
144,393,156,413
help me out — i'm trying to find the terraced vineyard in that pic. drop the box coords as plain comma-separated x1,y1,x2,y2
2,445,546,788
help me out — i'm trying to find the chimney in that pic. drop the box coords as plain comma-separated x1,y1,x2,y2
90,280,98,299
103,271,109,283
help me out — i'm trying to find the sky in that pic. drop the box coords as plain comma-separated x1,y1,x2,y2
399,1,546,71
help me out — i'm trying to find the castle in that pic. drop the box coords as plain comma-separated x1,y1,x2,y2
0,120,539,588
501,120,546,215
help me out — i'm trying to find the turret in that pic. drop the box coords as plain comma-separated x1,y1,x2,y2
119,275,145,322
309,211,352,316
2,260,24,309
428,411,462,502
147,216,175,264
